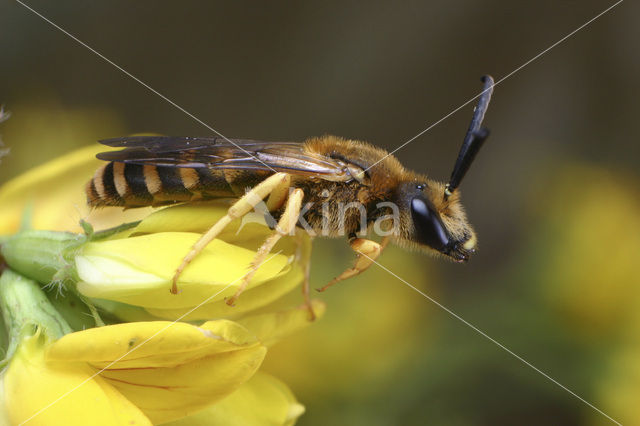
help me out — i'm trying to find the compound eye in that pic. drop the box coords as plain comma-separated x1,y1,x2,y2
410,197,450,251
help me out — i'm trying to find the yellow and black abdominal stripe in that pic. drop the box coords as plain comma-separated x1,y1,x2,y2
87,162,256,207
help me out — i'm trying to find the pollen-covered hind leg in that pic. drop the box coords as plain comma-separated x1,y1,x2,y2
171,172,290,294
226,188,304,306
317,236,389,292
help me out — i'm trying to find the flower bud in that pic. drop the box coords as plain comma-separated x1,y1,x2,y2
0,231,81,285
0,269,72,362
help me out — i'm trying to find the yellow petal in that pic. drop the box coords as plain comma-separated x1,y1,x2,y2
46,320,259,367
126,202,300,254
145,233,311,321
238,300,326,347
145,261,304,321
4,334,151,426
0,145,151,234
75,232,292,309
107,344,266,424
126,203,234,235
91,298,165,323
164,372,304,426
46,321,267,424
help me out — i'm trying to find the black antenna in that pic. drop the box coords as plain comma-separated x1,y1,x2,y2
444,75,494,199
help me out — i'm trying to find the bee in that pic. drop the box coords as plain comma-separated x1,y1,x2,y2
87,76,494,315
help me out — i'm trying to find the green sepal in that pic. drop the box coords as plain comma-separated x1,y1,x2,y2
87,220,141,241
0,269,72,365
0,230,85,285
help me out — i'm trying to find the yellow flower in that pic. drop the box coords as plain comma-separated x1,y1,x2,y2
46,320,267,424
0,269,150,425
2,300,322,425
74,204,309,320
0,144,325,425
1,204,309,321
3,332,151,426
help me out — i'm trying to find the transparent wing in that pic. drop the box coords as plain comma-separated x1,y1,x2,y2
96,136,350,180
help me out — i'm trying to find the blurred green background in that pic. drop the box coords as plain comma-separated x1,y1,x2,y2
1,1,639,425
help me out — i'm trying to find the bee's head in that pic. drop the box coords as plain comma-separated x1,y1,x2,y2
392,75,493,261
394,181,477,262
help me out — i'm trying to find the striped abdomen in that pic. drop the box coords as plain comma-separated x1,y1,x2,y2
86,162,269,207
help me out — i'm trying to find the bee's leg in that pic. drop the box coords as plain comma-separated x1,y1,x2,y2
302,247,315,320
226,188,304,306
317,236,390,292
171,172,290,294
297,232,316,321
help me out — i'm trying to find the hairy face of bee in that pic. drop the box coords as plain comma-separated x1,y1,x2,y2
394,181,477,262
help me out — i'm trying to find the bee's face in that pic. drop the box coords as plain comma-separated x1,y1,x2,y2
394,180,477,262
387,74,491,260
